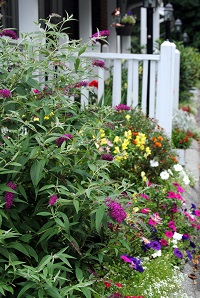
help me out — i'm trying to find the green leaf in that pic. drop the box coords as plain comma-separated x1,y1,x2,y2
30,159,46,187
8,242,30,257
81,287,91,298
37,212,52,216
37,255,52,272
38,288,44,298
88,163,96,172
39,184,55,192
78,46,87,56
26,77,41,89
73,199,79,213
75,266,83,281
74,58,80,72
18,184,27,199
17,282,35,298
95,205,105,234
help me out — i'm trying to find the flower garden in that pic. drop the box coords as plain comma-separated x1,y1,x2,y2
0,16,200,298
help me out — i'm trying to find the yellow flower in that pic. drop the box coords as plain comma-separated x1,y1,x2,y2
141,171,147,182
122,151,128,159
122,139,129,150
33,116,39,122
145,146,151,155
115,155,123,162
124,130,132,139
44,115,50,120
100,138,107,145
114,136,121,143
100,129,105,138
114,146,120,154
125,114,131,121
49,111,54,116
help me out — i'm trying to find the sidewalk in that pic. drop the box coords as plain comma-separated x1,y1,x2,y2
181,88,200,298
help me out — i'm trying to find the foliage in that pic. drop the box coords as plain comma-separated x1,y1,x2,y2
121,12,136,25
175,43,200,101
0,17,199,298
172,129,193,149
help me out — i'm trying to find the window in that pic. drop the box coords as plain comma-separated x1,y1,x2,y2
0,0,19,34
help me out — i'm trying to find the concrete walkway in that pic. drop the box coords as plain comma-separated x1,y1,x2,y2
181,89,200,298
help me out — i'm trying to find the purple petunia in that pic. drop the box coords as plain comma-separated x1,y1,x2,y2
4,181,17,209
149,240,161,251
101,153,114,161
115,104,131,111
120,254,144,273
55,133,73,147
48,195,58,206
186,250,193,261
0,89,11,98
174,248,184,259
0,29,18,40
92,60,105,68
105,197,126,223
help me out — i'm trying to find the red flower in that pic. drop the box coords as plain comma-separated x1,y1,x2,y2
104,281,112,288
89,80,98,88
115,283,123,288
160,238,168,246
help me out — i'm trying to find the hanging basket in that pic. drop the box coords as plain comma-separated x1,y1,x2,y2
115,24,133,36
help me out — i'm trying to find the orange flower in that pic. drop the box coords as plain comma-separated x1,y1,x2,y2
155,141,162,147
157,136,164,141
132,132,138,136
152,137,157,142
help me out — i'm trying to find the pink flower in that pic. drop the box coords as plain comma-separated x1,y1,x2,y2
92,60,105,68
0,89,11,98
165,231,174,238
141,208,151,214
148,218,157,226
168,220,176,229
138,193,149,200
0,29,18,39
48,195,58,206
194,209,200,216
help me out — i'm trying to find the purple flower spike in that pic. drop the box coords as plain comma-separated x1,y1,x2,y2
55,133,73,146
105,197,126,223
0,29,18,40
4,181,17,209
92,60,105,68
0,89,11,98
174,248,183,259
48,195,58,206
90,30,111,39
101,154,114,161
115,104,130,111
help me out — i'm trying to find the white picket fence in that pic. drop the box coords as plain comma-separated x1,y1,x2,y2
80,41,180,137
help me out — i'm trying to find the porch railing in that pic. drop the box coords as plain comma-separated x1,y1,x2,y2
80,41,180,137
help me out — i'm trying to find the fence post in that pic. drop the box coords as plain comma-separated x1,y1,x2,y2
156,41,176,137
173,49,180,110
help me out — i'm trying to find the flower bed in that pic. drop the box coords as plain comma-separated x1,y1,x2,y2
0,17,199,298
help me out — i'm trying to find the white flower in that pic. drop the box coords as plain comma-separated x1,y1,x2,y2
160,170,169,180
173,164,183,172
152,250,162,258
183,175,190,185
150,159,159,167
173,232,183,241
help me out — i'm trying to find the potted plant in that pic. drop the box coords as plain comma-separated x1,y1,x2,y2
115,12,136,36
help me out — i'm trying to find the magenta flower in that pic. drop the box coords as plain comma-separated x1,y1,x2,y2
105,197,126,223
173,182,184,193
194,209,200,216
101,153,114,161
160,239,168,246
55,133,73,146
92,60,105,68
165,231,174,238
0,29,18,40
139,193,149,200
90,30,111,40
48,195,58,206
115,104,130,111
0,89,11,98
4,181,17,209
